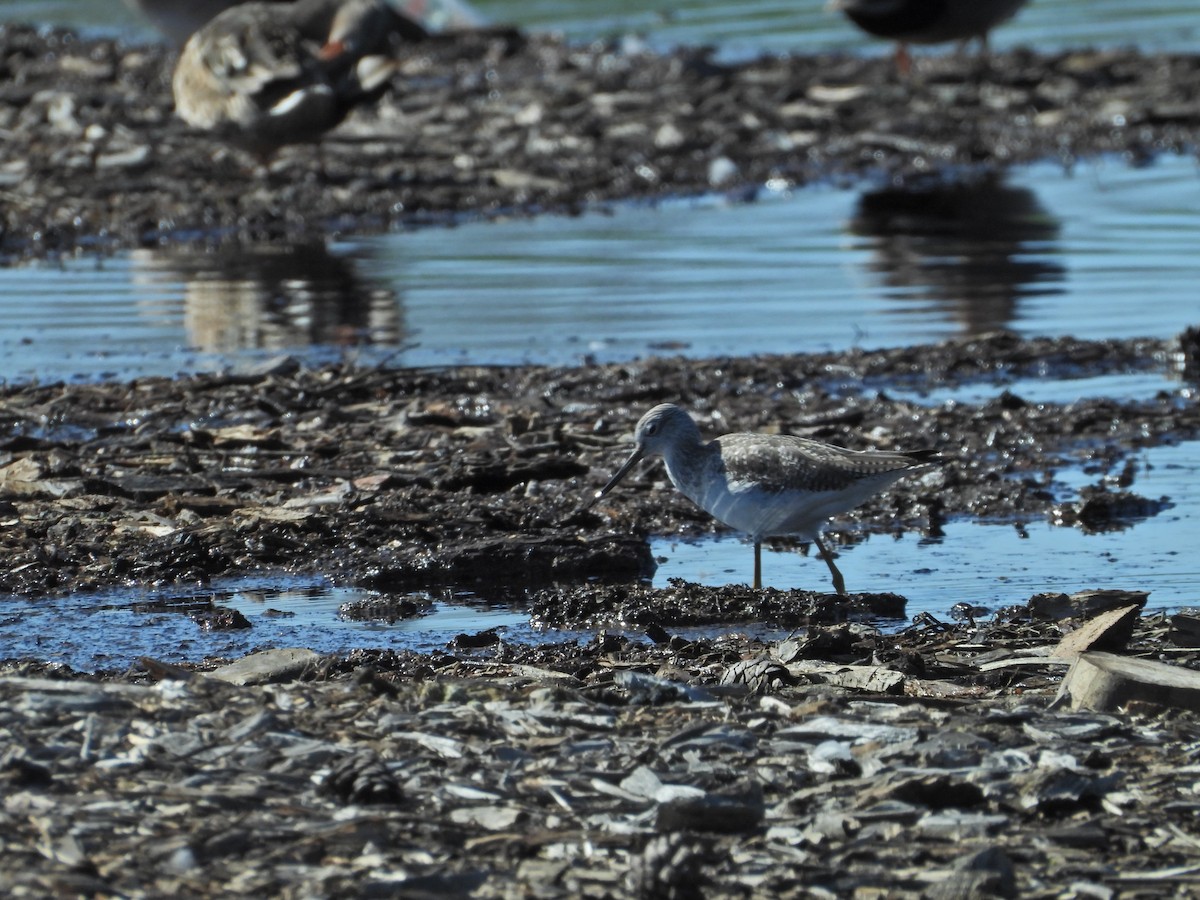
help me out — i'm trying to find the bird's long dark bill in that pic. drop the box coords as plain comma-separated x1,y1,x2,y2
595,446,646,500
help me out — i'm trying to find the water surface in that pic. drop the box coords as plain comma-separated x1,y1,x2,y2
0,578,550,671
5,156,1199,382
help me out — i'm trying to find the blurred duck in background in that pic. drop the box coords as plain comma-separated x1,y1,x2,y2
124,0,485,45
831,0,1029,72
170,0,429,164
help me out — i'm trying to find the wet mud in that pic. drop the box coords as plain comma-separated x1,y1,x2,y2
2,331,1195,615
1,22,1200,261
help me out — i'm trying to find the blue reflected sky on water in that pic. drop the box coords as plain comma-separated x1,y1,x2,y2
0,578,548,671
3,154,1198,382
2,0,1199,379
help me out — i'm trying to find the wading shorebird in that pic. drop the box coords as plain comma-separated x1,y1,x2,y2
171,0,430,164
593,403,938,594
830,0,1029,73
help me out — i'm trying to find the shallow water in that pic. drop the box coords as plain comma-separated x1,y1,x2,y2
886,371,1191,407
5,156,1200,382
369,156,1200,366
653,439,1200,615
0,577,557,672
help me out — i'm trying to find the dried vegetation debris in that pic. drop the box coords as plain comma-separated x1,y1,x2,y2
1,331,1197,602
4,606,1200,897
2,21,1200,260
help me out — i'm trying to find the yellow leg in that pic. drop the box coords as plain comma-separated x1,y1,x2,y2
812,535,847,596
753,542,762,590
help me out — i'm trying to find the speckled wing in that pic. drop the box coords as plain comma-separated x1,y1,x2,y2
667,433,936,543
219,19,313,117
712,434,925,495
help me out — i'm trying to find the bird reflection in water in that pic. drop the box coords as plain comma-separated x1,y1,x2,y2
849,175,1064,335
129,242,404,353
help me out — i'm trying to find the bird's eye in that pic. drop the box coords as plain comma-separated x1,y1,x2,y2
643,421,658,436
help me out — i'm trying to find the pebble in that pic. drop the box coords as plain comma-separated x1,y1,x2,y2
3,24,1200,261
2,613,1200,897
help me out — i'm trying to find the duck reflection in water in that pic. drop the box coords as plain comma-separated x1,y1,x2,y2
849,175,1064,335
129,242,404,353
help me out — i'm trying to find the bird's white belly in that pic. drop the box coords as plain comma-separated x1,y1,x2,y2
680,474,833,542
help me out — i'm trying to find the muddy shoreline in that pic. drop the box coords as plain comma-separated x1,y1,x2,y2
2,22,1200,262
1,331,1194,608
6,19,1200,895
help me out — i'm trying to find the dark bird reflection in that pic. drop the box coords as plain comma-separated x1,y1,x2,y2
130,242,404,353
849,175,1064,334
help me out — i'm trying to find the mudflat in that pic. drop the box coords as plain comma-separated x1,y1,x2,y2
2,23,1199,261
4,18,1200,897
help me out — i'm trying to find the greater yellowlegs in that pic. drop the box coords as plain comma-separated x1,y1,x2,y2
594,403,938,594
831,0,1028,72
171,0,429,163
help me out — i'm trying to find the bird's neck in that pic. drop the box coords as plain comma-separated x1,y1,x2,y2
660,436,709,495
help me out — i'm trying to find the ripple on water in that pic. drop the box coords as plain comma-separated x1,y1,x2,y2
3,156,1200,382
0,578,539,673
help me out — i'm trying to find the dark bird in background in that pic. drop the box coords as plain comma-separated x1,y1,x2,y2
831,0,1029,73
